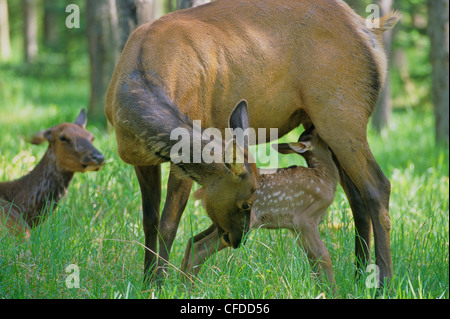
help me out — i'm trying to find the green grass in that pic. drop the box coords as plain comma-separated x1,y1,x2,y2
0,62,448,299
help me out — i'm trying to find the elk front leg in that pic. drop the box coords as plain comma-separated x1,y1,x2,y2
134,165,161,284
181,224,227,276
156,164,193,279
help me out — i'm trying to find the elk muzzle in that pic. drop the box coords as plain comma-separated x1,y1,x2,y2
81,150,105,172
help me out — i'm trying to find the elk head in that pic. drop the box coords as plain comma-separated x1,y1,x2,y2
31,109,105,172
194,101,258,249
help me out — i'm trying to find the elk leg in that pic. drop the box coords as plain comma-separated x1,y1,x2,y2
292,222,336,292
134,165,161,284
181,225,227,276
314,123,393,286
332,153,372,276
156,164,193,279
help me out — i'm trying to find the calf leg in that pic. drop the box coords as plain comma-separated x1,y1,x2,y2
293,209,336,291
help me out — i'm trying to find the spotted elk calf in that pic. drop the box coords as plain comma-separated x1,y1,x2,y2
182,127,340,291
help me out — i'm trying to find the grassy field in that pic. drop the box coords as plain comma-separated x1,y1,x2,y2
0,62,448,299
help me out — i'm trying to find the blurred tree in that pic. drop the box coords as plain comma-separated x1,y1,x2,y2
427,0,449,145
22,0,38,63
43,0,59,48
87,0,121,121
153,0,164,19
177,0,210,10
167,0,174,12
0,0,11,60
87,0,155,122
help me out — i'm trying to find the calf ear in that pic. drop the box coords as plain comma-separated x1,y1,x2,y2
31,128,53,145
74,109,87,128
288,141,311,154
272,141,310,154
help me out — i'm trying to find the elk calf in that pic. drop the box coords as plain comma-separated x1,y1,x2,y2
182,127,339,287
0,109,105,238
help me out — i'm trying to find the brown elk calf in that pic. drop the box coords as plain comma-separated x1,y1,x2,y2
0,109,105,238
182,127,339,290
106,0,400,283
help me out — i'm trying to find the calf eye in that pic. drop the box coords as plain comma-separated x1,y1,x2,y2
59,135,70,143
242,203,250,210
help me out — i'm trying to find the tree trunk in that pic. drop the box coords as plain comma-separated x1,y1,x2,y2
177,0,210,10
87,0,121,121
22,0,38,63
0,0,11,60
427,0,449,145
372,0,395,133
135,0,155,25
87,0,156,122
43,0,60,49
116,0,138,51
153,0,164,20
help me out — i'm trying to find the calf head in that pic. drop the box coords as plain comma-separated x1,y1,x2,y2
31,109,105,172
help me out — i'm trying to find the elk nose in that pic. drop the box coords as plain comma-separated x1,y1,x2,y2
92,153,105,165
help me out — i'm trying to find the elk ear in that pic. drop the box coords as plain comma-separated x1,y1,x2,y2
225,100,251,177
31,128,53,145
74,108,87,128
287,141,311,154
228,100,250,136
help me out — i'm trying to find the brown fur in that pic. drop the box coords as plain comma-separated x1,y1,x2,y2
105,0,400,283
182,128,340,293
0,110,105,238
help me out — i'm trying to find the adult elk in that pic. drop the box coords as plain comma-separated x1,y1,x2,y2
0,109,105,238
105,0,400,284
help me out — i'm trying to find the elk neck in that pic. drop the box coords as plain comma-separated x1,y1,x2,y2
15,147,74,226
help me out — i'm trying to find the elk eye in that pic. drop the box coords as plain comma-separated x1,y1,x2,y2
242,203,250,210
59,135,70,143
